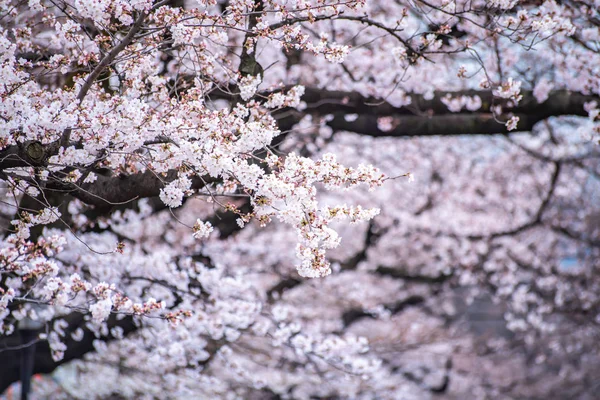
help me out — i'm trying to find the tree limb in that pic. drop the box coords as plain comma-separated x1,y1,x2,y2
277,88,597,136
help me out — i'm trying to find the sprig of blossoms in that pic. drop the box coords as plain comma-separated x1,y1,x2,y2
252,153,384,277
193,219,213,239
494,78,523,103
506,115,520,131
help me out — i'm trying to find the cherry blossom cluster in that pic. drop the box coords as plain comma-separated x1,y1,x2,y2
251,153,383,277
1,0,599,397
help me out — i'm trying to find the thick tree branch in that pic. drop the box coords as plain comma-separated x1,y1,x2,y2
65,170,215,208
276,88,598,136
0,141,59,170
0,162,216,212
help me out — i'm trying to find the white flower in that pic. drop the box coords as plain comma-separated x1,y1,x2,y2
494,78,522,103
90,298,112,322
392,46,407,60
377,116,394,132
159,179,189,208
506,116,520,131
83,172,97,183
193,219,213,239
71,328,84,342
26,186,40,197
324,44,349,63
488,0,517,9
32,207,60,225
239,74,261,101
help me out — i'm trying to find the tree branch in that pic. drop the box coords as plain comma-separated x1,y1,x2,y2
276,88,597,136
60,10,149,148
59,170,217,208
